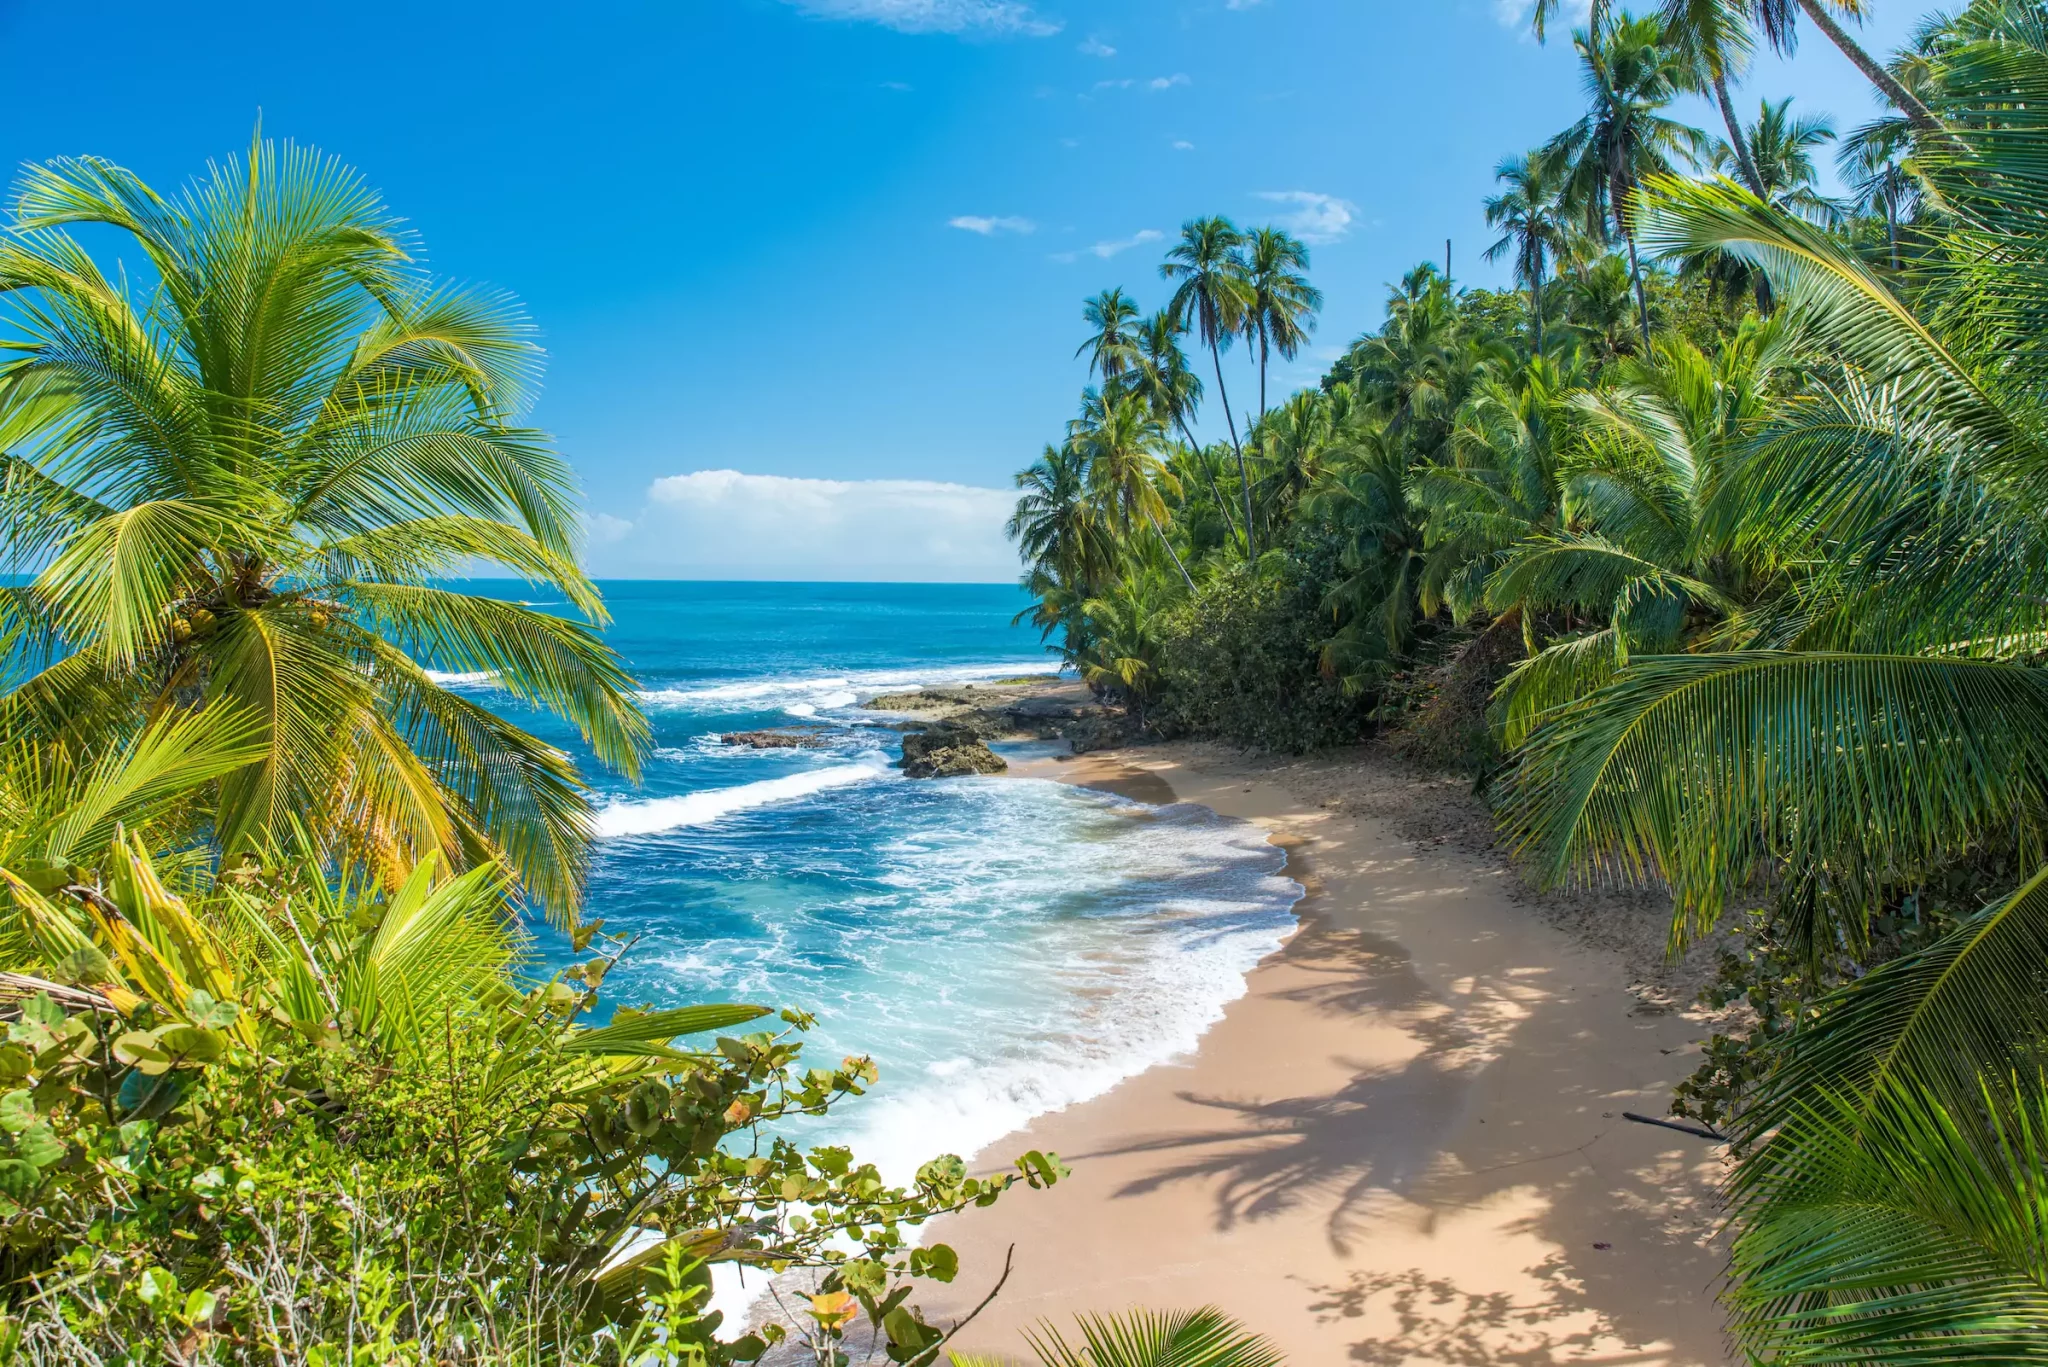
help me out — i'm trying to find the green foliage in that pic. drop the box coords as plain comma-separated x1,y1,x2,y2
0,136,648,919
1153,551,1367,754
0,835,1067,1364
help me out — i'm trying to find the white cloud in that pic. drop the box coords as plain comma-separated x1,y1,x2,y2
1172,139,1195,150
1078,35,1115,56
1148,72,1190,90
949,214,1035,235
1254,190,1359,244
586,512,634,546
880,80,914,91
1225,0,1266,8
1050,228,1163,264
1093,77,1133,90
779,0,1061,36
586,471,1020,581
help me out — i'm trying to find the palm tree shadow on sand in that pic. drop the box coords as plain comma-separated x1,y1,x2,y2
1055,912,1727,1365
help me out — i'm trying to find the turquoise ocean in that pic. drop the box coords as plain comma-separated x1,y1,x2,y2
442,581,1303,1182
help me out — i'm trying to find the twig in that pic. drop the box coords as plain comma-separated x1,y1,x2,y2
919,1243,1016,1365
1622,1111,1728,1143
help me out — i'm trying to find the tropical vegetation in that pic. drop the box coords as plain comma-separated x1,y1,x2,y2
0,142,1099,1366
1009,0,2048,1354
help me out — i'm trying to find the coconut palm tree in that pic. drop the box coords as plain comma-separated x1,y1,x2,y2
1545,11,1710,354
1132,308,1242,552
1009,443,1117,596
1069,387,1195,591
1532,0,1949,137
1486,316,1793,750
1483,150,1573,355
1838,116,1921,272
1242,227,1323,421
0,140,646,917
1660,0,1769,197
1076,287,1143,387
1162,217,1259,558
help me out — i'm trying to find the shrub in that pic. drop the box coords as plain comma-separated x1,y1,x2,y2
0,844,1064,1365
1153,553,1371,753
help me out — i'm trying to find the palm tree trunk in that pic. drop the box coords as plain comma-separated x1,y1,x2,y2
1623,227,1653,355
1713,71,1767,199
1796,0,1944,134
1208,340,1258,562
1147,509,1197,592
1529,255,1546,356
1171,411,1242,550
1257,322,1269,421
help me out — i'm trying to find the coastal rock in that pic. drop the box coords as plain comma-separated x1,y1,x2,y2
1061,714,1135,754
720,728,831,749
862,686,983,713
899,726,1008,778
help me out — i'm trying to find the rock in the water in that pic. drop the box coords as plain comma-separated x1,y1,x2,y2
721,728,831,750
899,726,1008,778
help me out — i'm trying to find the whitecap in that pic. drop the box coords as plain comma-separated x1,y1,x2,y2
635,660,1055,713
425,669,498,687
592,759,891,839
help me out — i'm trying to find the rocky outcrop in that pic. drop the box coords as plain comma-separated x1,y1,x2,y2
860,678,1143,758
898,725,1008,778
721,728,831,749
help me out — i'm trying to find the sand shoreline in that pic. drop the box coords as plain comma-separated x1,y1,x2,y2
922,740,1735,1365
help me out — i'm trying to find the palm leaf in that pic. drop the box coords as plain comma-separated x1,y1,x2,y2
1495,652,2048,945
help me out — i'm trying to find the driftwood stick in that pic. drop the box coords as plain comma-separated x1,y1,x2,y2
1623,1111,1728,1143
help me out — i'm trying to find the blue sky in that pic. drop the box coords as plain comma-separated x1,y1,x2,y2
0,0,1925,579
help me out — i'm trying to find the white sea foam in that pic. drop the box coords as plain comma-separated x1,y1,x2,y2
592,758,892,839
425,669,498,687
636,660,1054,714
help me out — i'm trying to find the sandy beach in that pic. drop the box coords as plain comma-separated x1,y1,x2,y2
925,740,1735,1366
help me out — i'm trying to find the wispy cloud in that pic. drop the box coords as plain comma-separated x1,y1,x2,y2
1254,190,1359,245
1490,0,1587,29
1078,34,1116,56
779,0,1061,37
949,214,1036,235
1225,0,1266,8
1093,72,1188,93
879,80,914,91
1171,139,1195,151
586,472,1019,581
1051,228,1163,264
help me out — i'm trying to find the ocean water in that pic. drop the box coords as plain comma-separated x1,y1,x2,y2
449,581,1303,1181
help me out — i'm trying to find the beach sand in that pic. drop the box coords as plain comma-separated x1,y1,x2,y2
922,741,1735,1366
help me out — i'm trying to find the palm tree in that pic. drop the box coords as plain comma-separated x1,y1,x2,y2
1242,227,1323,421
1546,12,1709,355
1162,217,1259,559
0,140,646,917
1483,150,1572,355
1532,0,1948,137
1133,308,1242,553
1486,318,1792,749
1660,0,1769,198
1838,116,1921,272
1076,287,1143,387
1739,96,1839,219
1699,97,1839,310
1008,443,1117,598
1069,388,1195,591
